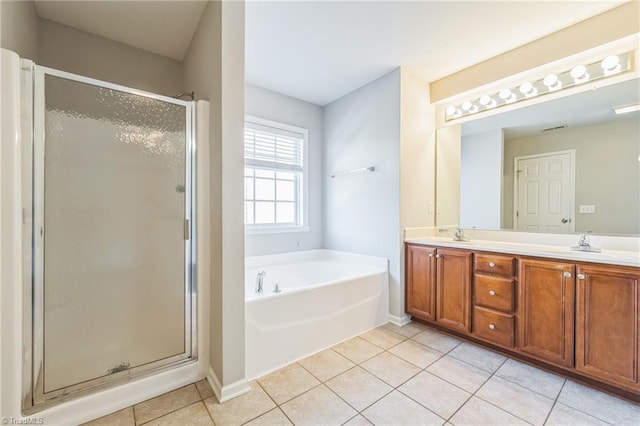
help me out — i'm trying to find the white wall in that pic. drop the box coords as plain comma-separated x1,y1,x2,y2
399,68,436,321
38,18,183,97
0,0,39,61
244,84,323,256
460,129,503,229
323,68,401,318
435,125,461,227
183,0,248,400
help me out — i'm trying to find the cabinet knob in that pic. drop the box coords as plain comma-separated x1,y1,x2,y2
428,253,434,258
577,273,585,280
489,262,495,268
563,272,572,278
489,290,496,296
488,324,496,330
435,254,441,259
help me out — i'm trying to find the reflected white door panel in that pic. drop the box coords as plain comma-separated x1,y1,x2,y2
515,151,575,233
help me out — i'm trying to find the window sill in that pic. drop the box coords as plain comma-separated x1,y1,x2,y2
245,226,310,235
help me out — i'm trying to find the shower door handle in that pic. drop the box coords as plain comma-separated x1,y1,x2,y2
184,219,190,240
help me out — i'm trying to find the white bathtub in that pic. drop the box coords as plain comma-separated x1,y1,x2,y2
245,249,389,379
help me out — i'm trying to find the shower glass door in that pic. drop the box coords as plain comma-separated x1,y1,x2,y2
31,67,194,405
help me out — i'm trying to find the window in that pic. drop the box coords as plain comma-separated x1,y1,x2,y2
244,116,308,233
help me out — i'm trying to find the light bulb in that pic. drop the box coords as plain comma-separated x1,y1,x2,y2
446,106,457,116
479,95,496,108
519,82,537,97
499,88,511,100
601,55,620,70
570,65,589,84
570,65,586,79
601,55,621,76
461,101,473,111
543,73,562,91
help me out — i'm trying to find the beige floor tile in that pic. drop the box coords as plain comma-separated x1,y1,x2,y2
359,326,406,349
257,363,320,405
326,366,393,411
343,415,373,425
299,349,355,382
411,327,462,353
545,402,609,426
381,321,427,339
476,376,554,426
362,390,444,426
332,337,383,364
448,342,507,373
134,385,201,425
361,352,421,387
557,380,640,425
280,385,356,426
84,407,134,426
389,339,444,368
449,396,528,426
426,355,491,393
398,371,471,419
195,379,214,400
244,408,293,426
144,402,213,426
495,358,565,399
204,382,275,426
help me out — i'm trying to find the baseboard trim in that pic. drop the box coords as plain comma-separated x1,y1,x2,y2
207,367,250,403
388,313,412,326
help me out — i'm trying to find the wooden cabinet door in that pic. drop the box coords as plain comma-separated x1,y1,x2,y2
405,244,437,322
576,265,639,390
518,259,575,367
436,248,472,333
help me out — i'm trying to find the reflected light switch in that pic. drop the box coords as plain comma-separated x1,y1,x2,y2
579,205,596,214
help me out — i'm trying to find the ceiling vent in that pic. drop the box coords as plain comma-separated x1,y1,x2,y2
542,125,568,132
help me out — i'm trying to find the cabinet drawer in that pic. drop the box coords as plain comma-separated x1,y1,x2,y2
473,307,515,347
474,275,515,313
475,254,515,277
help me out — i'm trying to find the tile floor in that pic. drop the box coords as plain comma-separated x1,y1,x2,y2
85,322,640,426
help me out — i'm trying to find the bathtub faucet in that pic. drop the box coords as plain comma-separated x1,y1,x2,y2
255,270,266,293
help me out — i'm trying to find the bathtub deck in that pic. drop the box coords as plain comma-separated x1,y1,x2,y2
84,322,640,425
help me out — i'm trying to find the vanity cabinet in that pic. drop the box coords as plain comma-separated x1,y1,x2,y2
518,259,575,367
405,242,640,401
575,265,640,392
405,244,471,333
472,253,516,347
405,244,436,321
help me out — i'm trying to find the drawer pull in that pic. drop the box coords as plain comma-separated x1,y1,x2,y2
488,324,496,330
489,290,496,296
489,262,496,268
563,272,572,278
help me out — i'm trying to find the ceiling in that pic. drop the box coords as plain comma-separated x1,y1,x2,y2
34,1,626,106
461,78,640,139
246,1,625,105
34,1,207,61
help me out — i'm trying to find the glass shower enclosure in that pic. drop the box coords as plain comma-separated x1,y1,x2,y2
24,66,196,410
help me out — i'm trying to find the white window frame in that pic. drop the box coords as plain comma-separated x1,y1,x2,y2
244,115,309,234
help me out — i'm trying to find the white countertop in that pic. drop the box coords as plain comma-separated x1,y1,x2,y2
405,236,640,268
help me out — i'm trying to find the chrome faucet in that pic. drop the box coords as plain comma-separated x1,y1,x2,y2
571,232,601,253
255,270,266,293
453,227,471,242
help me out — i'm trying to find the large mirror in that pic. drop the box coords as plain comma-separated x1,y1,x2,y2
436,77,640,235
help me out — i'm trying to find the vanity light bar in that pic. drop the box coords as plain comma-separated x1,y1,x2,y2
445,51,632,121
